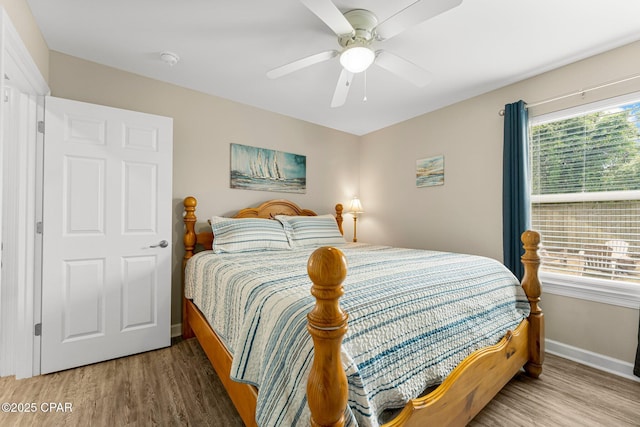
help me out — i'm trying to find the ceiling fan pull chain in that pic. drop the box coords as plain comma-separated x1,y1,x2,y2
363,71,368,102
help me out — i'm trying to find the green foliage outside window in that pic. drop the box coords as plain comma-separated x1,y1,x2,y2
530,104,640,195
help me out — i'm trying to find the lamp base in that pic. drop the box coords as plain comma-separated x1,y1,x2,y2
352,216,358,242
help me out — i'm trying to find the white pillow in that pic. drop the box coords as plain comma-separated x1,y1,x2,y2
210,216,291,253
275,214,346,248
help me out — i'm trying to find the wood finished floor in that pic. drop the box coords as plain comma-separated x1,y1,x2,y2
1,338,638,426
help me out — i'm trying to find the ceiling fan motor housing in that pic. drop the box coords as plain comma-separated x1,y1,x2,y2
339,9,378,48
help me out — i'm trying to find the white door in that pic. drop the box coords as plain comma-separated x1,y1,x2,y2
40,97,172,374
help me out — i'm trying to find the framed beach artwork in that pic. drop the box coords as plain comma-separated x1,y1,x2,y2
416,155,444,187
230,143,306,193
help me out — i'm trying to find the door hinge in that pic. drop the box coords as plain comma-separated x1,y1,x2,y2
37,120,45,133
36,221,43,234
34,323,42,336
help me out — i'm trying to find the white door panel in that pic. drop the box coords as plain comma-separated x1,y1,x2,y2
41,96,172,374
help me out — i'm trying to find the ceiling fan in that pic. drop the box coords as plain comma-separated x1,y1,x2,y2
267,0,463,107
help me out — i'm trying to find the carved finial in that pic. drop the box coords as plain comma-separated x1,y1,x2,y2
307,246,348,331
183,196,198,269
522,229,540,248
306,247,349,427
184,196,197,209
520,230,544,378
182,196,198,339
308,246,347,288
335,204,344,236
520,230,541,300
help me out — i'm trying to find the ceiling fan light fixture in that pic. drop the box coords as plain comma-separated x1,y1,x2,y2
340,45,374,73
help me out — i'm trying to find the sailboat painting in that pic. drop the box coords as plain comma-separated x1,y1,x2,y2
230,143,306,193
416,155,444,187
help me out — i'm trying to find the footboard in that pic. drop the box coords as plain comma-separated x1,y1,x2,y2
386,321,529,427
306,230,542,427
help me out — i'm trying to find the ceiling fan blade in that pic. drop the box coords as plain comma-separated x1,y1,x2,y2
300,0,355,37
267,50,339,79
331,69,354,108
375,51,431,87
375,0,463,40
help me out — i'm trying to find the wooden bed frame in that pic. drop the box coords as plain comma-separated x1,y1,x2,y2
182,196,543,427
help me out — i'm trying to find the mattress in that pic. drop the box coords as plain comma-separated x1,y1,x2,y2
185,243,529,426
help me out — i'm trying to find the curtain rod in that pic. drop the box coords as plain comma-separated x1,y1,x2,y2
498,72,640,116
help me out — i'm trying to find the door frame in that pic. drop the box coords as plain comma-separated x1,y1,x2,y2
0,7,49,378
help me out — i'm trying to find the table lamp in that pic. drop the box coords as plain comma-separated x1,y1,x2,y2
348,197,364,242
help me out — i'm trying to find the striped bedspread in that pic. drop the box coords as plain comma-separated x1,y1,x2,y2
185,243,530,427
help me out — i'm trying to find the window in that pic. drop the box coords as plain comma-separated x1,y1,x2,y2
529,93,640,306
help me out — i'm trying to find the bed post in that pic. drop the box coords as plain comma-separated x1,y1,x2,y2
306,247,349,427
182,196,198,339
520,230,544,378
335,203,344,235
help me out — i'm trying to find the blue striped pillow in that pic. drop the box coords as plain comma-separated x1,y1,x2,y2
275,214,346,248
210,216,291,253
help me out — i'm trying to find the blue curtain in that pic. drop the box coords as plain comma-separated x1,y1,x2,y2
502,100,530,280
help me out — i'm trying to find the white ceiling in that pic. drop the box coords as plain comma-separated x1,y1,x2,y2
26,0,640,136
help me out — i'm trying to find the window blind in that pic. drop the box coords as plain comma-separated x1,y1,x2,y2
530,98,640,282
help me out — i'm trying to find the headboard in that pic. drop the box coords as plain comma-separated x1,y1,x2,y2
182,196,344,269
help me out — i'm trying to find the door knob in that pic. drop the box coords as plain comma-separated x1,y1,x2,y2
150,240,168,248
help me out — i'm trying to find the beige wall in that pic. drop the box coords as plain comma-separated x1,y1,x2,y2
360,41,640,364
544,294,638,362
0,0,49,81
49,51,361,326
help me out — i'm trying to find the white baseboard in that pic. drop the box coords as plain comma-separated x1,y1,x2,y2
546,339,639,382
171,323,182,338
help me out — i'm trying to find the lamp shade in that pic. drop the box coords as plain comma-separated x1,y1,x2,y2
339,46,374,74
349,197,364,214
